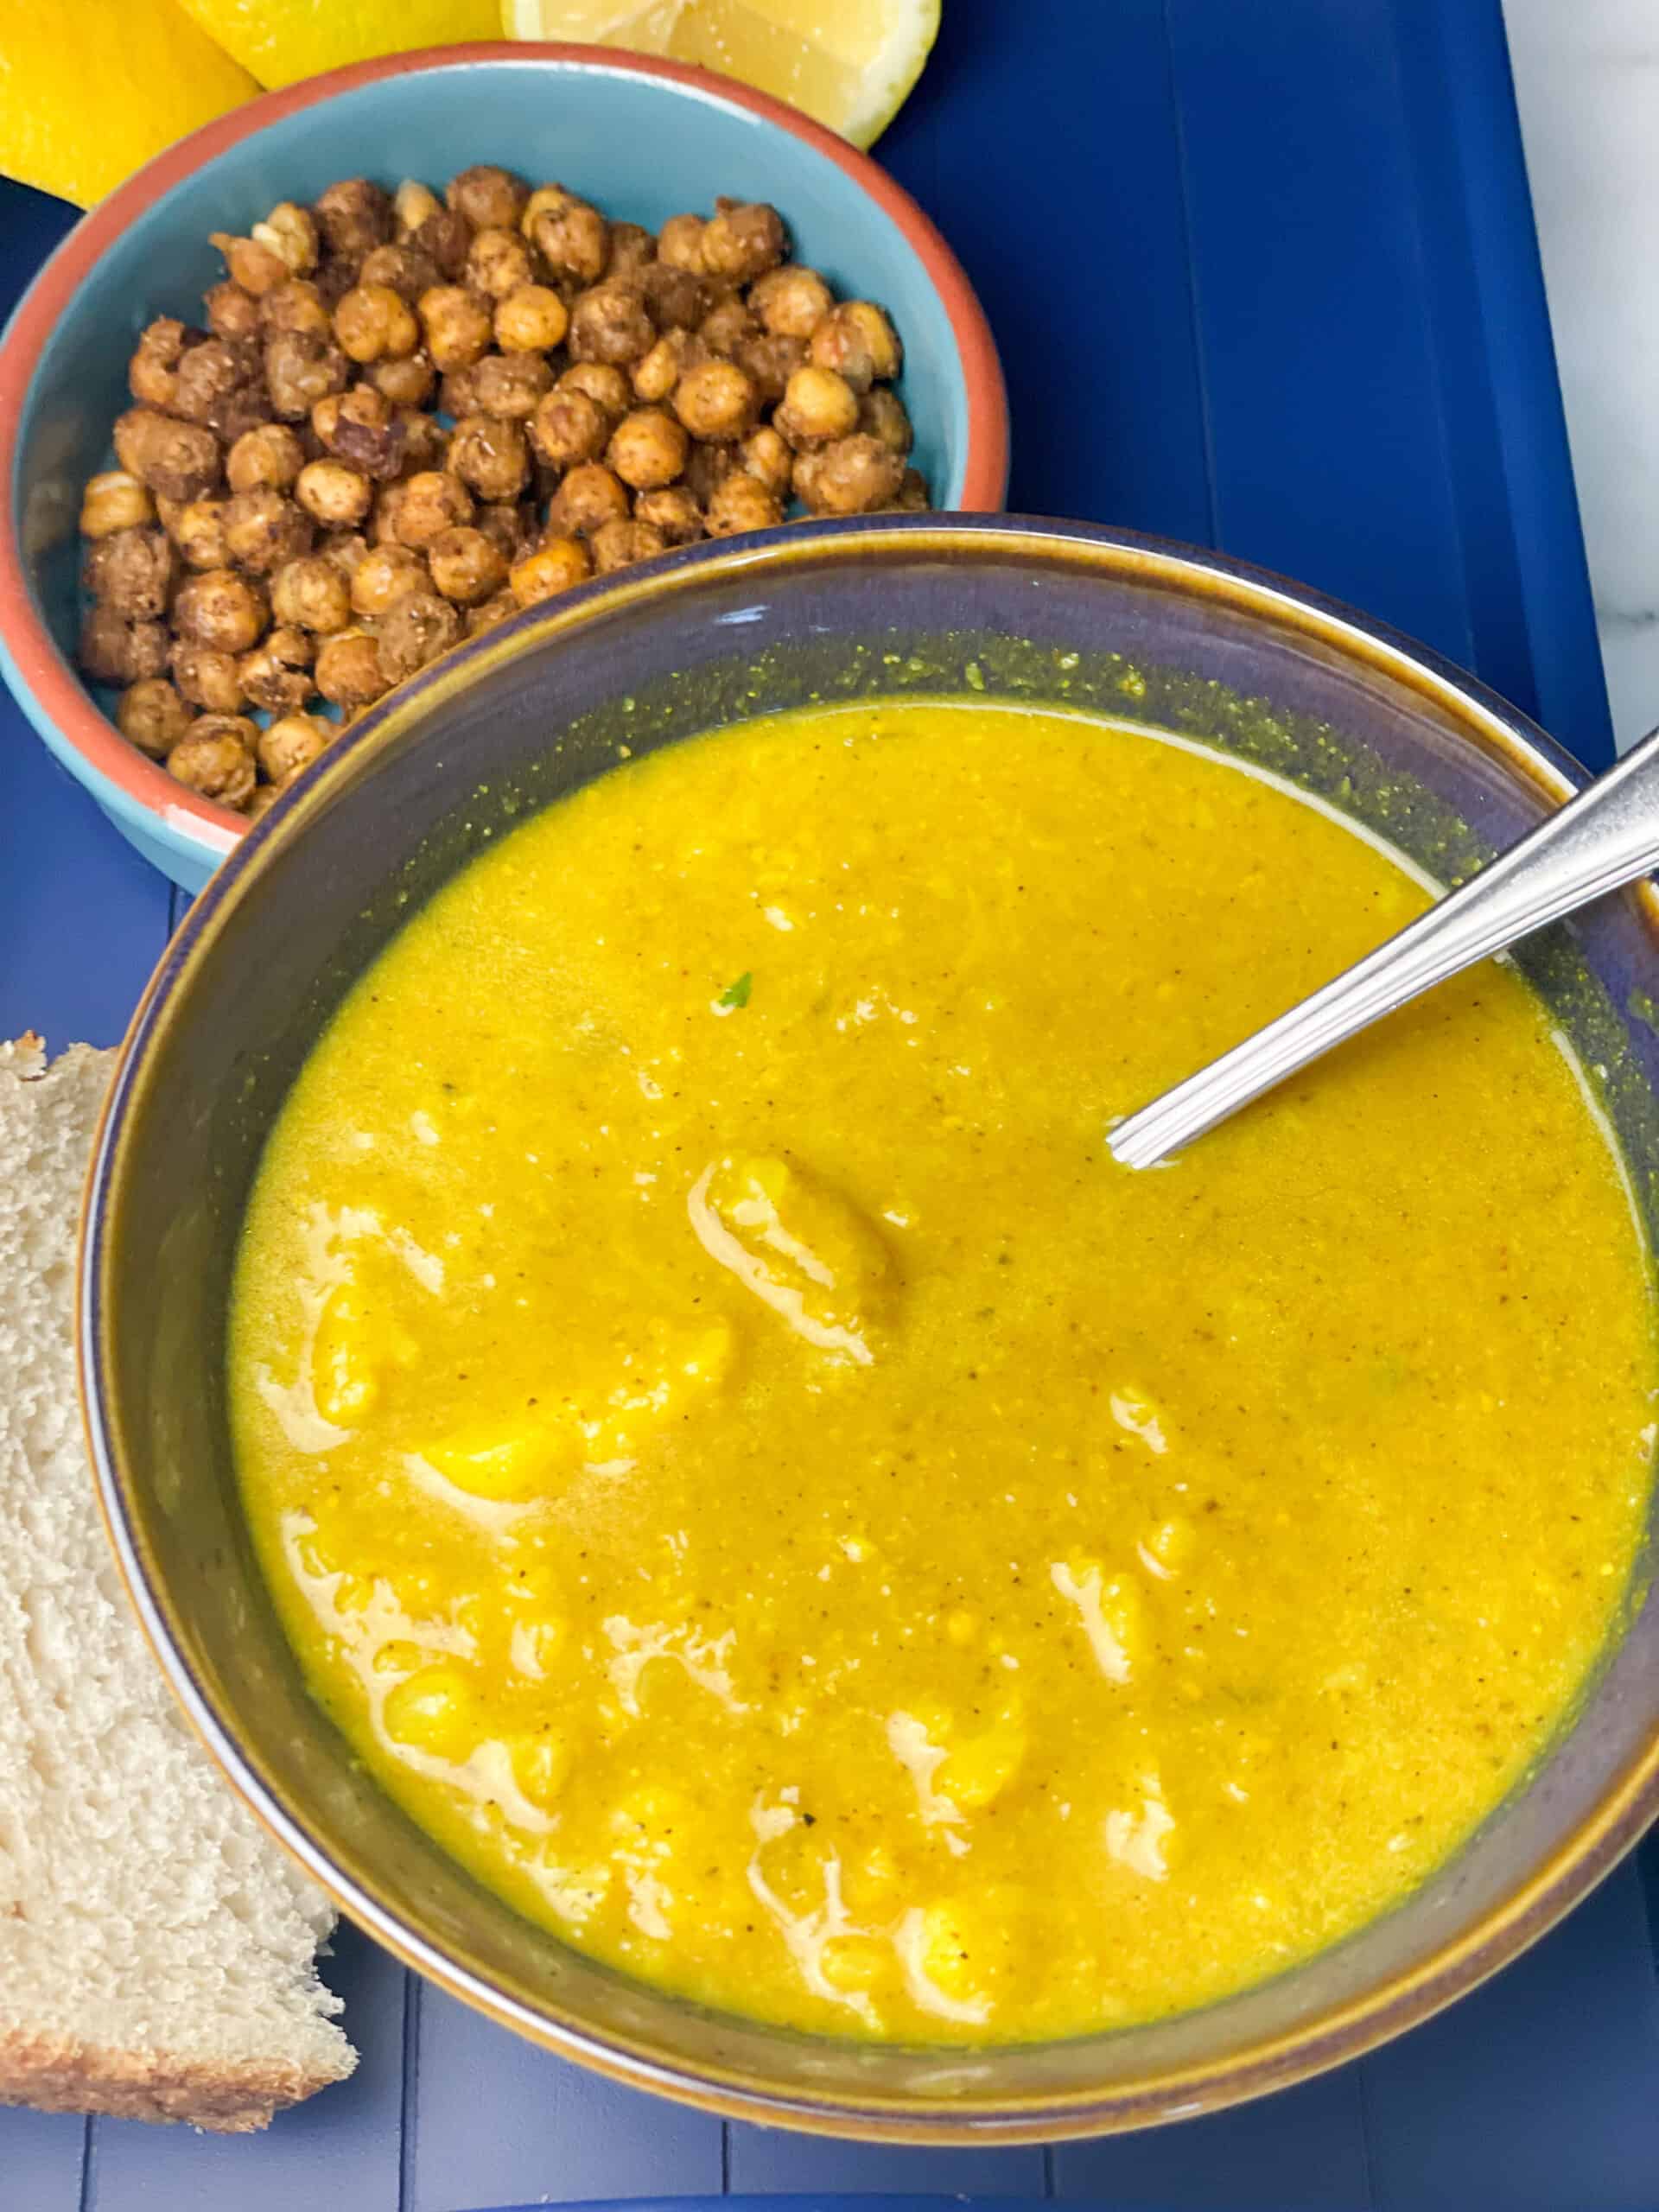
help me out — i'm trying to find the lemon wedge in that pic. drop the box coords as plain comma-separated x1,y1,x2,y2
502,0,938,149
0,0,259,207
175,0,502,91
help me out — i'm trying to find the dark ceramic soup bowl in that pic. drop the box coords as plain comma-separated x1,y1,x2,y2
81,516,1659,2141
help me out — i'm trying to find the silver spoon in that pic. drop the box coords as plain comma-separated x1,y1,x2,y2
1108,722,1659,1171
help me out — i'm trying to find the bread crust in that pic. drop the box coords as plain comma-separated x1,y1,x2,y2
0,2024,348,2132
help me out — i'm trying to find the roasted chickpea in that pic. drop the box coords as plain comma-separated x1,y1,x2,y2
226,423,305,494
448,413,530,502
557,361,631,419
167,714,258,808
397,407,450,474
334,283,420,363
253,200,319,274
633,485,705,545
367,350,438,408
546,462,629,538
370,480,411,547
437,362,486,417
808,300,900,391
705,471,784,537
112,408,222,502
671,359,759,441
238,625,316,714
776,363,859,445
683,438,738,506
351,543,429,619
260,278,334,339
698,294,758,358
359,241,442,303
82,525,175,619
413,206,473,280
205,282,262,342
656,213,707,271
79,470,154,540
257,710,334,785
469,352,553,421
173,567,268,653
314,626,388,707
173,499,231,571
223,488,314,574
313,179,395,262
448,165,527,232
569,283,655,365
527,194,609,287
889,465,930,512
606,406,689,492
211,230,289,296
264,330,350,420
395,178,442,235
474,502,532,560
589,518,668,574
417,285,494,372
465,226,536,302
734,330,804,404
271,553,353,633
494,283,569,353
747,264,833,339
701,199,786,283
128,317,188,408
735,423,792,497
858,386,913,457
116,677,194,758
639,259,709,331
427,524,509,606
631,330,692,404
608,221,652,274
175,338,271,439
465,588,520,637
79,606,168,685
312,385,406,479
527,389,606,471
169,640,245,712
794,431,904,515
393,471,473,549
509,534,591,606
373,589,462,682
295,458,372,528
322,531,371,580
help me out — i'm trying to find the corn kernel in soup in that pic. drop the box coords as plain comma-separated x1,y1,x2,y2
230,701,1655,2044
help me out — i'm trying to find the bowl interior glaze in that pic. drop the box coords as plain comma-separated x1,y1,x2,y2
84,518,1659,2139
2,48,1002,890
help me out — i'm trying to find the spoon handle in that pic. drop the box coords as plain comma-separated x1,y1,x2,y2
1109,722,1659,1169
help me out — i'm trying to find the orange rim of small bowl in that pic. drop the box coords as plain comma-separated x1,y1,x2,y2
0,40,1010,858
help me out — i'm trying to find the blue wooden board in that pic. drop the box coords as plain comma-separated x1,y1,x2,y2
3,1,1656,2206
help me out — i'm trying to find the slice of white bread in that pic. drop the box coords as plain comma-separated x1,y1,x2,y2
0,1036,355,2131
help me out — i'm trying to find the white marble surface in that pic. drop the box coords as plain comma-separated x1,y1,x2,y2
1505,0,1659,750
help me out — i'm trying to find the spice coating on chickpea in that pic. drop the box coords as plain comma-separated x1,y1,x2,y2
468,352,553,421
351,543,429,620
313,385,407,480
79,608,169,685
672,359,759,441
173,499,231,571
418,286,494,372
427,526,509,606
509,535,592,606
335,284,420,364
272,555,353,634
296,458,372,529
257,712,334,786
465,588,520,636
701,200,786,282
797,432,906,515
657,213,707,270
607,407,690,491
858,386,913,456
808,301,900,391
776,363,860,447
79,471,154,539
590,518,669,574
112,409,222,502
749,264,833,338
734,331,804,404
547,463,630,538
116,677,194,758
264,330,349,420
173,568,268,653
313,179,394,262
529,200,610,288
448,414,531,502
394,472,474,549
569,283,655,366
705,471,785,537
699,295,759,359
261,279,334,339
633,486,705,545
128,318,187,408
359,242,442,303
212,231,288,297
557,361,630,419
448,165,527,232
466,228,536,302
238,626,317,715
223,489,315,575
227,423,306,494
735,423,793,496
369,350,439,407
170,641,245,712
494,284,569,354
167,715,258,809
206,282,262,342
374,590,462,682
83,526,175,619
314,628,387,707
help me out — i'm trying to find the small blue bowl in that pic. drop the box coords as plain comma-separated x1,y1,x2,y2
0,43,1007,893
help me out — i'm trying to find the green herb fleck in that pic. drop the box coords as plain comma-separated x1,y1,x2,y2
717,972,753,1009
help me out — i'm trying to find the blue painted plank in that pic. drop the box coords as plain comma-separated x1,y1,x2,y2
0,2107,86,2209
725,2123,1046,2196
1053,2068,1370,2209
405,1985,723,2210
1361,1859,1659,2212
879,0,1215,543
85,1923,405,2212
